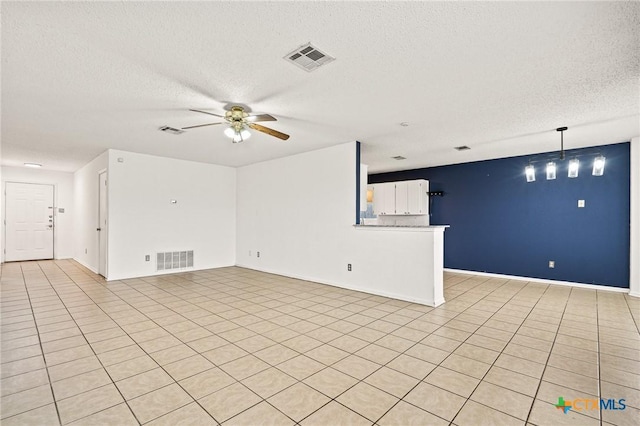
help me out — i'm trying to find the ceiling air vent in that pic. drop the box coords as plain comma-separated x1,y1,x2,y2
159,126,185,135
284,43,335,72
454,146,470,151
392,156,407,160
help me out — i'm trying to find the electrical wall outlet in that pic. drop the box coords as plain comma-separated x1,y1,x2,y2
257,251,260,258
549,260,555,268
578,200,585,208
347,263,352,271
145,255,150,261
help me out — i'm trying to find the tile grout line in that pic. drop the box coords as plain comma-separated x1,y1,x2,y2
4,261,634,426
17,262,63,426
522,285,572,425
444,279,555,424
40,261,226,426
332,276,534,424
596,290,603,426
33,261,148,425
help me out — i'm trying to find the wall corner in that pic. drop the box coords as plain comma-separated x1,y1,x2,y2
630,136,640,298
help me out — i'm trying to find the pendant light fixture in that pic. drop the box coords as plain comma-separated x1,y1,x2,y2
524,126,607,182
568,158,580,178
593,155,606,176
546,161,557,180
525,164,536,182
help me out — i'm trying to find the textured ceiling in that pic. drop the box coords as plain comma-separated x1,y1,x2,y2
1,1,639,173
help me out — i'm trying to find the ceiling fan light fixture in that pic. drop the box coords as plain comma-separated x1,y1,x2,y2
224,127,236,139
227,126,251,143
188,105,290,142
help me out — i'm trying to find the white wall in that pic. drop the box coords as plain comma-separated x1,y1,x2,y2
237,142,356,284
1,166,75,261
106,150,236,280
73,151,109,272
236,142,445,305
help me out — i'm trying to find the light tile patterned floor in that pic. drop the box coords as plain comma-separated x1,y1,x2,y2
1,260,639,425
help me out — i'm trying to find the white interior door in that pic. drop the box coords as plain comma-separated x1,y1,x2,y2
98,171,107,277
5,182,54,261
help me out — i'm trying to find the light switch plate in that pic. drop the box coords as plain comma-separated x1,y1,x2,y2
578,200,585,208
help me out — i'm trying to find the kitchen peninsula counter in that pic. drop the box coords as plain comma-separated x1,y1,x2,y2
350,224,448,306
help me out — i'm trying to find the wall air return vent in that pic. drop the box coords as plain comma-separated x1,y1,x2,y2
156,250,193,271
284,43,335,72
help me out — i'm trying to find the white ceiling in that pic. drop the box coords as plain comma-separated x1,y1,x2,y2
1,1,639,174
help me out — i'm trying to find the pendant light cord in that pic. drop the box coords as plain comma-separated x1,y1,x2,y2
557,127,567,160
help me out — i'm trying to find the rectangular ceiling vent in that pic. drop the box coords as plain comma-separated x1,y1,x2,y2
159,126,185,135
454,146,471,151
284,43,335,72
392,156,407,160
157,250,193,272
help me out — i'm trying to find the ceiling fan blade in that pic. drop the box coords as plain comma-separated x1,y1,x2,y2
181,122,223,130
248,123,290,140
246,114,277,123
189,109,225,118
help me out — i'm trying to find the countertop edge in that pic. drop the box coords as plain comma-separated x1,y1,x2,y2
353,225,450,231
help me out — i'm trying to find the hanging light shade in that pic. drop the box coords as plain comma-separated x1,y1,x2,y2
224,127,236,139
568,158,579,178
525,164,535,182
225,125,252,143
546,162,557,180
592,155,606,176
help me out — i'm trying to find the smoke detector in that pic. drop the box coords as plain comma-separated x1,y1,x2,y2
454,146,470,151
284,43,335,72
392,156,407,160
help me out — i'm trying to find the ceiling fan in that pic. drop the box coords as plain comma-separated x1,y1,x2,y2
182,106,290,143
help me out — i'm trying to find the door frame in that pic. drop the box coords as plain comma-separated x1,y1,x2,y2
97,169,108,278
3,181,56,262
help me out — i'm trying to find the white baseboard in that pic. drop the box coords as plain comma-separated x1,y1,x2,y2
236,263,439,307
629,291,640,298
107,263,235,282
72,257,99,274
444,268,630,293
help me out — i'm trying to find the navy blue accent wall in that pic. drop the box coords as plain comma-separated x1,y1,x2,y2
370,142,631,288
356,141,361,225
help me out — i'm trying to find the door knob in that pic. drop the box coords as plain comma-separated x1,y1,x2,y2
97,228,102,231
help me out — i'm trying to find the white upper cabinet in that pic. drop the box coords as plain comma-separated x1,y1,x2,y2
373,182,397,215
372,180,428,215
